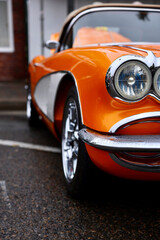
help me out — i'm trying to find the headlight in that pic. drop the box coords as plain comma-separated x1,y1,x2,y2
153,68,160,97
114,61,152,101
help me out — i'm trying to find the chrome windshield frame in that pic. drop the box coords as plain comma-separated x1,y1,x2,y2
60,6,160,52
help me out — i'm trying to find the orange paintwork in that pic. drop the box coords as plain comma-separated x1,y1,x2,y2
51,32,59,41
116,118,160,135
29,43,160,180
86,145,160,180
50,33,60,54
29,45,153,131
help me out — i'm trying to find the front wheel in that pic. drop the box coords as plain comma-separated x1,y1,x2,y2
61,87,94,198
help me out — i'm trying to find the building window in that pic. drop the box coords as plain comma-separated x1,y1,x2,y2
0,0,14,52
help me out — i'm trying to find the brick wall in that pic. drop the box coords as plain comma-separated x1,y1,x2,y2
0,0,27,81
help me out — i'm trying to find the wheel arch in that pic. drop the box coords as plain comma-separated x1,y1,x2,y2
54,72,81,138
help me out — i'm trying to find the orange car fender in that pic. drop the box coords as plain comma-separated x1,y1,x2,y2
68,50,160,133
29,47,160,136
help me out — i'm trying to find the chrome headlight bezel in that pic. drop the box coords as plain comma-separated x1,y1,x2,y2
114,61,152,101
105,48,160,103
153,68,160,97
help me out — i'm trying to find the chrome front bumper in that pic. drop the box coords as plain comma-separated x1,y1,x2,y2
79,128,160,152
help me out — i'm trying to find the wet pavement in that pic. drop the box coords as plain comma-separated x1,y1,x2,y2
0,112,160,239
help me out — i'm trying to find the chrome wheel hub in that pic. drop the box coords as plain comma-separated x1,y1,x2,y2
62,98,79,182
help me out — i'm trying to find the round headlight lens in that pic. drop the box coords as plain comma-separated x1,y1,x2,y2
114,61,152,101
153,68,160,97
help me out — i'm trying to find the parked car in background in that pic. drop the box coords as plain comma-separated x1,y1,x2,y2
28,3,160,197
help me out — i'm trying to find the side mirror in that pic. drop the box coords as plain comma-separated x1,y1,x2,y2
45,40,59,50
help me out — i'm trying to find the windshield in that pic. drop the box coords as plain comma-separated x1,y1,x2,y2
64,10,160,49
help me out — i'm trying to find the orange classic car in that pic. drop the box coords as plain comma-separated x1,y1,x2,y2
28,3,160,197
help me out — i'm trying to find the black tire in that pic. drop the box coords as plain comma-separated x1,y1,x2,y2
61,86,94,198
26,91,40,126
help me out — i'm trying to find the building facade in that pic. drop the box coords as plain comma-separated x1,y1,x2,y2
0,0,27,81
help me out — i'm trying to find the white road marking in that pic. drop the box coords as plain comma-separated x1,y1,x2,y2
0,139,61,153
0,181,11,209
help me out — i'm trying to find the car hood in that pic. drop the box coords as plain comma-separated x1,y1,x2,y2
67,43,160,77
82,43,160,62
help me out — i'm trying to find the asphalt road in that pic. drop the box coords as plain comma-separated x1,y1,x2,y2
0,112,160,239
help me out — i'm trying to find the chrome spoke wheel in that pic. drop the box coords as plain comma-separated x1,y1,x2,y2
61,86,93,198
62,98,79,182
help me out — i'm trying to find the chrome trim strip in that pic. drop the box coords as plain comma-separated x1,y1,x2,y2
126,46,160,67
70,7,160,28
109,111,160,133
75,42,160,49
109,153,160,172
71,72,84,124
122,151,160,159
119,120,160,131
79,128,160,152
34,71,83,123
100,42,160,47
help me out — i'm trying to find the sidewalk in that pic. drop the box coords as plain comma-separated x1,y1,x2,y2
0,81,26,111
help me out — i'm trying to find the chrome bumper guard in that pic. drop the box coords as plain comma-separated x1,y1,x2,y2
79,128,160,152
